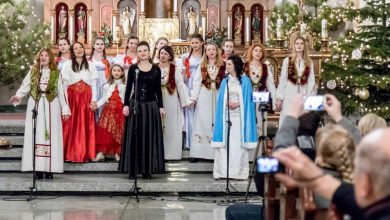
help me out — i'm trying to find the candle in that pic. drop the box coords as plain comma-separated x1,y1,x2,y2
300,23,306,36
276,18,283,38
322,19,328,39
141,0,145,12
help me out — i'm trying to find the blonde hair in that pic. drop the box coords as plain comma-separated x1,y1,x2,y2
291,36,312,66
315,125,355,183
200,42,224,69
33,48,57,72
358,113,387,136
246,44,266,63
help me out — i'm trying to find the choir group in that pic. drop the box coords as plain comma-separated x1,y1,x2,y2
10,34,316,180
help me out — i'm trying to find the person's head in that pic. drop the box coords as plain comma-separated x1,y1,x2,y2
226,55,243,83
152,37,169,60
34,48,57,70
126,36,139,54
222,39,234,57
200,42,223,69
358,113,387,136
91,37,106,58
136,41,152,62
291,36,312,65
158,45,175,63
315,125,355,183
70,42,89,72
189,33,204,54
108,64,125,84
57,38,70,57
354,128,390,207
246,44,266,63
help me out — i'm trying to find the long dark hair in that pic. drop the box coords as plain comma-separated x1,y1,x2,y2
70,42,89,72
90,37,107,59
158,45,175,62
152,37,169,61
125,35,139,55
57,37,70,58
187,33,204,60
227,54,243,84
107,64,126,84
137,41,153,63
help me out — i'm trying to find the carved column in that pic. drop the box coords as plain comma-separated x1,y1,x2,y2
227,11,232,39
201,11,207,40
69,10,75,44
245,11,251,47
50,10,55,43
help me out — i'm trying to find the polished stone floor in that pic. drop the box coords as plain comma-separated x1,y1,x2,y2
0,195,262,220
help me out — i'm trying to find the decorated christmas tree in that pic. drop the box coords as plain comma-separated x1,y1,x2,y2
0,0,51,86
321,0,390,119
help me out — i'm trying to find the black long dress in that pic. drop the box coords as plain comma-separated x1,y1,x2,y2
119,64,165,178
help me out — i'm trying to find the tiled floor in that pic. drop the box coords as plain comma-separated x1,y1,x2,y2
0,195,261,220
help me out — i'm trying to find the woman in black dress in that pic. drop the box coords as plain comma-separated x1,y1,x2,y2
120,41,166,179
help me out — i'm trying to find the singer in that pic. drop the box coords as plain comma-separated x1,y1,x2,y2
212,55,257,180
10,48,67,179
120,41,166,179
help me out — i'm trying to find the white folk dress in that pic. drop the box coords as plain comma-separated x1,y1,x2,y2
189,65,220,160
114,54,138,80
276,57,316,126
180,53,202,149
16,69,66,173
160,64,191,160
213,76,250,180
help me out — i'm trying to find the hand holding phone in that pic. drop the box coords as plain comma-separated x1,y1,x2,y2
256,156,285,173
304,96,325,111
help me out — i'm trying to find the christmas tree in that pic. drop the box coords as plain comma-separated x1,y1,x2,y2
321,0,390,119
0,0,51,86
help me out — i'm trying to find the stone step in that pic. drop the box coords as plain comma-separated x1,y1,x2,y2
0,160,215,172
0,120,25,134
0,148,191,159
0,173,257,193
0,136,24,146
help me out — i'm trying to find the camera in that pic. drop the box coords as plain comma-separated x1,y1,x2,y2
304,95,325,111
252,91,270,104
256,156,284,173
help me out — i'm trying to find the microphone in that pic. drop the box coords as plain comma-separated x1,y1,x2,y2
135,69,139,79
225,70,229,78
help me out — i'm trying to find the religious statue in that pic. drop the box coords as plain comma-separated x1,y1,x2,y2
186,6,198,36
252,7,261,33
234,8,242,35
77,6,86,34
121,6,136,36
58,6,67,33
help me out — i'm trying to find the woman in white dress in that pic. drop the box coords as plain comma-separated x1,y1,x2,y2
158,46,192,160
10,48,67,179
212,55,257,180
244,44,277,136
275,36,316,126
189,42,225,160
115,36,139,77
90,37,114,117
152,37,169,64
56,38,71,71
180,33,204,149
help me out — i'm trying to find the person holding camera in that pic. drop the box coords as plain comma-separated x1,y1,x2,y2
244,44,277,137
275,36,316,127
212,55,257,180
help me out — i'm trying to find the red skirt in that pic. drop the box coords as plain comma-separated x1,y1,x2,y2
96,88,125,155
62,81,96,162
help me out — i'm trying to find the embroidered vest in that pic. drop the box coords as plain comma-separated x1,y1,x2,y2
30,68,60,102
287,58,310,85
201,65,226,90
244,62,268,91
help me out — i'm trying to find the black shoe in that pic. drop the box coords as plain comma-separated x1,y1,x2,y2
36,172,43,179
45,173,53,179
189,158,198,163
142,174,151,179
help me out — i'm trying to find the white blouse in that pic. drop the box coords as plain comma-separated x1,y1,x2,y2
96,80,126,108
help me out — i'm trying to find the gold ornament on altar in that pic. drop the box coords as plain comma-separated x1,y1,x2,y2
359,88,370,100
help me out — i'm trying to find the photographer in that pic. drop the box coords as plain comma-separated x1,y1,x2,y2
273,127,390,219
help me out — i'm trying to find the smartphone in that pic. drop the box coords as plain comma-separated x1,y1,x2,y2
304,95,325,111
252,92,270,103
256,156,284,173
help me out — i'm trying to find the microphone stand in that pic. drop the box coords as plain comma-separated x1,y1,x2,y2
27,66,42,201
130,68,140,202
225,73,232,200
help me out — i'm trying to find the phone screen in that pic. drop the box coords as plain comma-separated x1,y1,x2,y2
256,157,284,173
304,96,325,111
252,92,270,103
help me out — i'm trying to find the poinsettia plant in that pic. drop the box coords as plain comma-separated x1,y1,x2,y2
206,27,228,47
92,23,113,47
